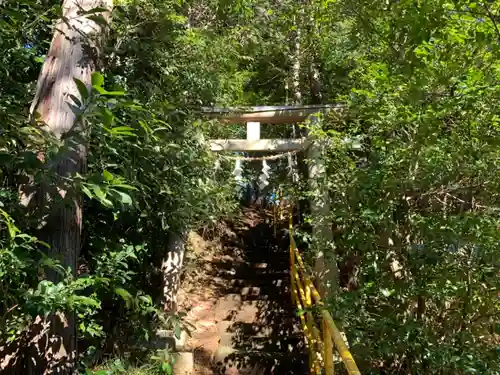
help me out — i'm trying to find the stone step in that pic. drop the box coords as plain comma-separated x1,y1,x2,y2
214,296,259,322
217,321,301,338
215,278,290,295
218,268,290,282
215,295,296,322
226,285,290,301
172,352,194,375
217,260,290,272
212,347,308,375
217,252,289,264
229,278,287,288
218,332,305,353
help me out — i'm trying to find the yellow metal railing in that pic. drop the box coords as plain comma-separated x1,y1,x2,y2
274,192,360,375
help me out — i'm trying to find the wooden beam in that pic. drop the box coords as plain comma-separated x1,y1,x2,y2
203,104,343,124
209,138,311,152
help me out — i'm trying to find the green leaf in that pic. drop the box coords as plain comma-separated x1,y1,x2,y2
91,72,104,87
103,90,125,96
138,295,152,305
117,191,132,205
68,94,82,108
91,185,105,200
71,295,100,307
78,7,109,15
112,184,138,191
138,120,152,134
94,86,125,96
380,288,395,297
161,362,172,375
109,126,136,137
103,170,113,182
73,78,89,100
174,324,181,339
114,288,132,308
110,126,134,132
90,185,113,207
100,107,114,126
81,185,93,199
86,14,108,26
38,240,50,249
0,209,19,239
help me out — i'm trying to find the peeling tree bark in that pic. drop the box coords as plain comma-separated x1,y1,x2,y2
292,13,302,107
27,1,112,373
309,63,322,104
162,232,188,312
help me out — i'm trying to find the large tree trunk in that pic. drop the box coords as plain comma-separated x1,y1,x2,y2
26,1,112,373
162,232,188,312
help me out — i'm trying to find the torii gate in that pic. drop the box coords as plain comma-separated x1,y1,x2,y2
202,104,343,296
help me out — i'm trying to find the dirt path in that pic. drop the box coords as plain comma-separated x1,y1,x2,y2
177,209,306,375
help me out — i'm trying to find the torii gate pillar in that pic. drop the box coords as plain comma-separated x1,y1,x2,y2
307,114,338,298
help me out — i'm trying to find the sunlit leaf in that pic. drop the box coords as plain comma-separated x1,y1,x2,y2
91,72,104,87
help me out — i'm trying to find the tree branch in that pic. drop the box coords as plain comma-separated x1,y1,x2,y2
482,2,500,43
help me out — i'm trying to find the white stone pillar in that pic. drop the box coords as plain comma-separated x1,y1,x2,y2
246,121,260,141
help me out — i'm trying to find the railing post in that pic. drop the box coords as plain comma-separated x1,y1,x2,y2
323,317,334,375
295,250,361,375
304,279,316,374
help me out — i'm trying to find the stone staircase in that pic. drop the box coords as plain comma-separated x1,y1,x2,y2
208,220,307,375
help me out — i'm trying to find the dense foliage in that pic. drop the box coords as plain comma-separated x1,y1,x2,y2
310,1,500,373
0,0,499,374
0,0,236,372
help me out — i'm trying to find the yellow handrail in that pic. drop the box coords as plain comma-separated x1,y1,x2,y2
287,211,361,375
